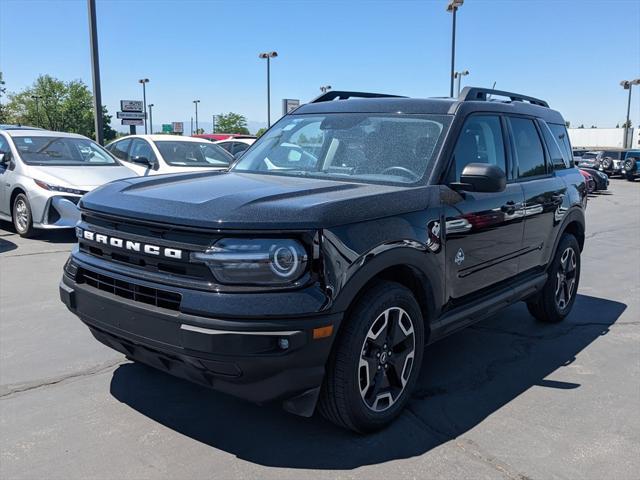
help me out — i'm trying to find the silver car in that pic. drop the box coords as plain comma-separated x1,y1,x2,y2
0,127,137,237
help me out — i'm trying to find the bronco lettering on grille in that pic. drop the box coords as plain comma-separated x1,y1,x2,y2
78,228,183,260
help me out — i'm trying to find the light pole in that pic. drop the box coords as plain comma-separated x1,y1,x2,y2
87,0,104,144
320,85,332,94
446,0,464,98
31,95,41,127
454,70,469,96
212,114,216,133
138,78,149,134
620,79,640,148
193,100,200,133
148,104,154,134
259,51,278,127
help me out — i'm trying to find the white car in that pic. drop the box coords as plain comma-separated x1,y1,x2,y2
215,137,256,157
106,135,233,176
0,127,137,237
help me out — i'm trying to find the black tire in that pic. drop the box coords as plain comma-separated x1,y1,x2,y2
626,174,636,182
527,234,580,323
12,193,37,238
318,281,425,433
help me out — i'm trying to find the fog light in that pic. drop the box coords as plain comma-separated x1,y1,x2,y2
278,338,290,350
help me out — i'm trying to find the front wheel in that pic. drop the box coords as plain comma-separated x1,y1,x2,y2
527,234,580,323
12,193,36,238
318,281,425,433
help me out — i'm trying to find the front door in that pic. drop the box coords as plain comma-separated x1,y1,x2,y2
443,114,525,301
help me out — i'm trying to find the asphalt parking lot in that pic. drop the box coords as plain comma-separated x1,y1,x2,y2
1,180,639,480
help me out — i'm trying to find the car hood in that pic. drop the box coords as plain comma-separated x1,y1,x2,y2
28,165,138,191
80,171,432,229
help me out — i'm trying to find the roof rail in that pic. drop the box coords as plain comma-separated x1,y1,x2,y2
459,86,549,108
310,90,407,103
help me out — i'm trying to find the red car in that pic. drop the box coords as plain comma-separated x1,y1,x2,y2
579,169,596,194
192,133,256,142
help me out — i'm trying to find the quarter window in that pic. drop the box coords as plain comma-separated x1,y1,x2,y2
548,123,573,168
540,122,567,169
510,117,546,178
450,115,507,182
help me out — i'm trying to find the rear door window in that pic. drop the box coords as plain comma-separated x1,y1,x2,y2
509,117,547,178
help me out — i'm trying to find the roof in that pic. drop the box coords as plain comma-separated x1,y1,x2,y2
110,134,217,143
3,129,87,139
0,124,43,131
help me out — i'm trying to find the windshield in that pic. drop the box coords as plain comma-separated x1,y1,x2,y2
154,141,231,167
232,113,451,184
13,136,118,166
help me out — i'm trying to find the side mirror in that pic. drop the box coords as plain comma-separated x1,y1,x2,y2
130,155,152,167
453,163,506,193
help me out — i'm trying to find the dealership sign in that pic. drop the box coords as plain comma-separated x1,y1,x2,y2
282,99,300,115
120,100,143,112
121,119,144,126
117,111,146,120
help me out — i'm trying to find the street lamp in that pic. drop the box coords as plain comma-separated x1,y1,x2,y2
31,95,41,127
259,51,278,127
138,78,149,134
148,104,154,134
320,85,332,94
620,79,640,148
454,70,469,96
446,0,464,98
193,100,200,134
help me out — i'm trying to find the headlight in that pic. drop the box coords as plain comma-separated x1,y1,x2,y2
191,238,308,285
34,179,86,195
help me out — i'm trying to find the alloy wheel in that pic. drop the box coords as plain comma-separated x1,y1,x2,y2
14,199,29,232
358,307,416,412
555,247,577,310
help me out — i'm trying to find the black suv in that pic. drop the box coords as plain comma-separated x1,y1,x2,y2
60,88,587,432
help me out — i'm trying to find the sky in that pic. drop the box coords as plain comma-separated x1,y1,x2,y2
1,0,639,134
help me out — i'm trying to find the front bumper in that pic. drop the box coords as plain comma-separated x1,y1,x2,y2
60,256,341,416
33,194,82,229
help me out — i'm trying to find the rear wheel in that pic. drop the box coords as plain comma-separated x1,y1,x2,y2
12,193,36,238
318,281,424,433
527,234,580,323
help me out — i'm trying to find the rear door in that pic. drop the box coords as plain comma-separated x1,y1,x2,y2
508,116,567,273
443,114,525,300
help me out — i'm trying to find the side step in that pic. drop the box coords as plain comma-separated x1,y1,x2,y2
429,273,547,343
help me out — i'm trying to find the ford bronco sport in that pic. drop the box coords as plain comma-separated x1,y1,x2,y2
60,87,587,432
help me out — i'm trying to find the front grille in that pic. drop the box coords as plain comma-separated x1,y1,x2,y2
78,242,214,281
78,268,182,311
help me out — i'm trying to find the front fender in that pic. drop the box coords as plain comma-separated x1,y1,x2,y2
325,239,444,324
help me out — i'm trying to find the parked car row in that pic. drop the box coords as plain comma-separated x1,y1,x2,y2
0,126,247,237
573,148,640,181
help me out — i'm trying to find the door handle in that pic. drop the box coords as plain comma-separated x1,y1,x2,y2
501,201,517,214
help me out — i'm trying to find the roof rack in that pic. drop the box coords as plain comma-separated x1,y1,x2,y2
459,87,549,108
310,90,407,103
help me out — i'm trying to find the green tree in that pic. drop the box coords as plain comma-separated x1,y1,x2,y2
255,127,267,137
215,112,250,134
5,74,115,141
